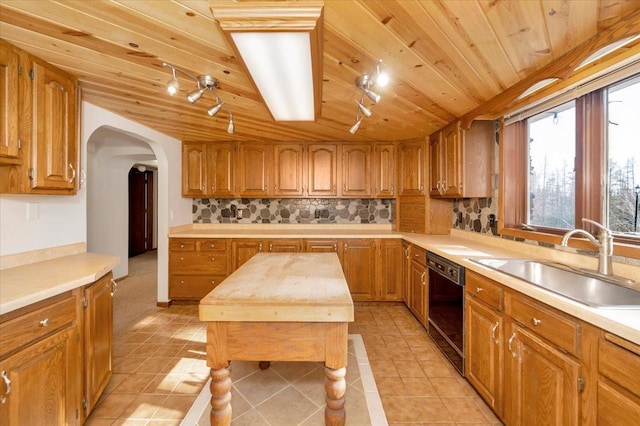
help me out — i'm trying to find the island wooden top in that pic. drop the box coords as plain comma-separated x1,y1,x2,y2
199,253,354,323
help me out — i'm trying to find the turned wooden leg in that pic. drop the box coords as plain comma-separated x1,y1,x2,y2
258,361,271,370
325,366,347,426
210,365,232,426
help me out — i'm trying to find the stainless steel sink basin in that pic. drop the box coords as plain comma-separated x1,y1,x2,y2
469,258,640,309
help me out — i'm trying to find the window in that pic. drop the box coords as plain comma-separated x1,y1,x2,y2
501,72,640,257
527,101,576,230
606,76,640,235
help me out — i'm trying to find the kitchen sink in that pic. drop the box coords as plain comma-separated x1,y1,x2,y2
469,258,640,309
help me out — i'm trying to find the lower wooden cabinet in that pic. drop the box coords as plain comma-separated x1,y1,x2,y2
377,239,402,301
465,294,503,416
0,272,115,425
232,239,303,270
341,239,376,301
169,238,230,301
407,245,427,325
597,333,640,424
83,273,114,415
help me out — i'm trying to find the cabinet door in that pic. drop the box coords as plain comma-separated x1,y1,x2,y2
398,141,425,196
267,239,302,252
401,242,411,304
342,143,372,197
208,142,235,197
428,133,442,196
408,259,427,325
84,273,114,415
377,239,402,301
342,239,376,301
238,143,270,197
307,144,337,196
182,142,207,197
232,239,265,270
441,123,462,197
0,327,80,426
374,143,395,197
0,40,20,162
273,143,304,197
504,322,580,426
465,295,503,416
31,60,78,192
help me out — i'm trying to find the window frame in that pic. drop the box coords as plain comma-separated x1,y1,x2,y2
499,81,640,260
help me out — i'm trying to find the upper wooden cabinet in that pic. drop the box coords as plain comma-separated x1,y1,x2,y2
181,141,397,199
307,143,338,197
429,120,494,198
374,143,395,197
0,40,20,164
238,143,270,197
0,40,78,195
273,143,305,197
398,139,426,196
341,144,372,197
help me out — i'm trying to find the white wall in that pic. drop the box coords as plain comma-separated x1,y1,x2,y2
83,103,191,303
0,102,190,304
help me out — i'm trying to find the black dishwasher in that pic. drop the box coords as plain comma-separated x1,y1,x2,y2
426,251,465,376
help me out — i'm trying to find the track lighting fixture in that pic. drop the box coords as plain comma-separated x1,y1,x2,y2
162,62,235,133
349,59,389,134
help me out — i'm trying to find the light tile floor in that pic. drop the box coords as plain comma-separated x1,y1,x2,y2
86,302,502,425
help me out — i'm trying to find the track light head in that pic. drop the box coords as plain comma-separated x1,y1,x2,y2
166,68,179,96
227,113,235,134
208,101,224,117
187,88,206,103
356,100,372,118
349,116,364,134
363,88,381,104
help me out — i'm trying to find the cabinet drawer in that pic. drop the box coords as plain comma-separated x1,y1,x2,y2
466,271,503,310
507,294,580,356
170,239,196,252
170,253,228,275
599,335,640,397
200,239,227,252
0,294,76,357
169,275,225,299
409,245,426,263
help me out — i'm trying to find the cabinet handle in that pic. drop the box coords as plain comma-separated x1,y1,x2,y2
180,257,184,261
210,244,215,248
508,332,517,358
333,244,337,252
211,257,215,261
212,184,215,191
476,287,483,293
531,317,541,326
420,184,424,190
442,180,446,189
264,185,267,191
491,322,499,344
391,185,394,192
343,184,346,192
404,247,409,258
39,318,50,327
274,185,277,191
68,163,76,183
110,278,118,297
420,271,426,284
211,280,216,285
269,242,273,251
343,243,347,253
180,244,185,248
1,371,10,404
259,243,263,251
180,280,185,284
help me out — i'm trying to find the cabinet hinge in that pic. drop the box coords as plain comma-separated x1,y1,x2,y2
577,377,584,394
82,297,88,308
82,398,88,410
29,69,34,81
28,168,34,180
18,64,22,75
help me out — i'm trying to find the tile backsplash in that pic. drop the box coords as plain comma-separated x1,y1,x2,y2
193,198,395,224
452,197,498,235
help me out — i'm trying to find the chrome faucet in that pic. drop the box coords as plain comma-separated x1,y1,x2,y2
561,218,614,275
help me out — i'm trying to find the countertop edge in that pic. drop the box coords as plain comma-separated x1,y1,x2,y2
0,253,120,315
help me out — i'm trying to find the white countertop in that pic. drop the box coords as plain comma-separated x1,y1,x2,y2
173,224,640,344
200,253,353,323
0,252,120,315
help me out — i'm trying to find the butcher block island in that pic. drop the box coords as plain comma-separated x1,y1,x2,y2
199,253,354,425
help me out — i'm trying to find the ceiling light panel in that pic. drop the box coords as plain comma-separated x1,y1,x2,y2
232,32,314,121
210,2,324,122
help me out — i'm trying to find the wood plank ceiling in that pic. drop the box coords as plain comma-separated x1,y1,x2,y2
1,0,639,143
